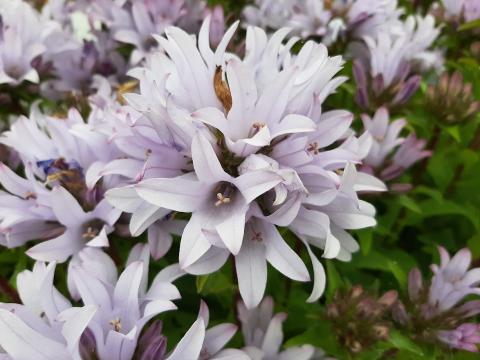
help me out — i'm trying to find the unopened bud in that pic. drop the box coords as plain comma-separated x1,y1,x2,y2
326,304,340,319
373,324,390,340
350,285,364,299
378,290,398,308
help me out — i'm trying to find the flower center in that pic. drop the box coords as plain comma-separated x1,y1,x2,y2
249,122,266,137
24,191,37,200
251,232,263,242
82,227,99,240
213,182,236,207
81,219,104,241
109,318,122,332
307,142,320,155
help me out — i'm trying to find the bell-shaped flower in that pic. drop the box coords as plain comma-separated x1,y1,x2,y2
0,261,97,360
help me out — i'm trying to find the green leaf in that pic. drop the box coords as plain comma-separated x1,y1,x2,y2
326,262,344,301
459,18,480,31
398,195,421,214
444,126,461,142
388,330,424,356
196,275,209,293
195,271,235,295
388,261,407,289
358,229,373,255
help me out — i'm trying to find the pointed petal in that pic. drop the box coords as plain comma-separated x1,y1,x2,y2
166,319,205,360
135,177,210,212
0,309,69,360
235,237,267,309
192,132,230,183
51,186,86,227
263,222,310,281
204,323,238,355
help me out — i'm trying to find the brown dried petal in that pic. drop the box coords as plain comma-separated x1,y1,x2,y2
117,80,139,105
214,66,232,113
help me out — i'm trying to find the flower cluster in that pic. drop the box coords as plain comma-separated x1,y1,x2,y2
326,286,398,353
433,0,480,25
361,107,431,188
242,0,403,46
393,247,480,352
105,19,388,309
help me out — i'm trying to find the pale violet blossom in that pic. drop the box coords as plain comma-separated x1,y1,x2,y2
360,107,430,184
352,14,440,110
0,261,97,360
395,247,480,352
361,107,406,169
81,0,225,64
438,0,480,23
105,19,386,308
380,134,432,181
0,0,55,85
69,244,183,360
166,300,249,360
0,106,125,261
242,0,403,46
238,296,315,359
437,324,480,352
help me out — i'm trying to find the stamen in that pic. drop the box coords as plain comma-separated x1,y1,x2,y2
109,318,122,332
24,191,37,200
307,142,320,155
249,122,266,137
251,232,263,242
46,170,76,184
116,80,139,105
82,227,99,239
215,193,231,207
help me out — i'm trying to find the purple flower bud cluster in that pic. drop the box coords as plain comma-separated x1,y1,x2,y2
360,107,431,189
393,247,480,352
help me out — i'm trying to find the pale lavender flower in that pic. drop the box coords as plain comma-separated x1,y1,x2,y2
360,107,430,184
0,107,124,261
82,0,224,64
361,107,406,169
242,0,302,34
242,0,403,46
135,320,167,360
0,162,63,248
352,14,440,110
438,324,480,352
0,0,54,85
166,300,249,360
25,186,121,262
436,0,480,23
464,0,480,22
380,134,432,181
238,296,315,359
396,247,480,352
428,247,480,314
106,20,385,308
439,0,465,19
43,36,127,98
0,261,97,360
69,244,182,360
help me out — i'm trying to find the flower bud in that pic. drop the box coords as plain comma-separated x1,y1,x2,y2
426,71,480,125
